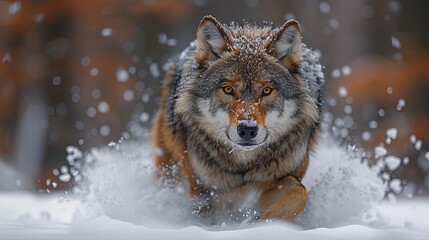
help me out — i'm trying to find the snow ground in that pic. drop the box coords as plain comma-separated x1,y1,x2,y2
1,135,428,239
0,193,428,240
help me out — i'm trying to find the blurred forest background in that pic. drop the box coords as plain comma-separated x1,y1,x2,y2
0,0,428,197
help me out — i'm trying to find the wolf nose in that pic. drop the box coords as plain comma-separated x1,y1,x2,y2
237,121,258,140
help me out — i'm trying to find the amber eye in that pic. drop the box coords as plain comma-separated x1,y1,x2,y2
262,87,273,96
223,86,234,95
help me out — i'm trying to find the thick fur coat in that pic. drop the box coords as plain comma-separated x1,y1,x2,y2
152,16,324,221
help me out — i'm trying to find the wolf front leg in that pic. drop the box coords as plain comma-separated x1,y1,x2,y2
258,175,308,221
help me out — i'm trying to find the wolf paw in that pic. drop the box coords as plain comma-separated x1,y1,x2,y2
259,177,308,221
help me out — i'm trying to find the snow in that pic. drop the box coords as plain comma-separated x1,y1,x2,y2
341,65,351,76
344,105,352,114
328,18,340,30
338,86,348,97
92,89,101,99
52,76,62,86
58,173,71,182
97,101,110,114
385,155,401,171
123,90,135,102
52,169,60,176
396,99,406,111
375,145,388,159
116,68,129,82
80,56,91,67
139,112,150,122
90,67,99,77
0,193,428,239
403,157,410,165
410,134,417,144
101,28,113,37
8,2,21,15
86,107,96,117
149,63,160,78
331,69,341,78
75,133,384,231
414,140,422,151
369,120,378,129
391,36,401,49
1,133,428,239
99,124,111,137
319,2,331,14
389,179,402,194
361,131,372,141
2,52,12,63
386,128,398,140
66,146,83,165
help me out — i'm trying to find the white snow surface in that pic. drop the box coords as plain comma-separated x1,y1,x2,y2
1,134,429,239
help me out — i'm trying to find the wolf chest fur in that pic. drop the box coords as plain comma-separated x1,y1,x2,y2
152,15,324,221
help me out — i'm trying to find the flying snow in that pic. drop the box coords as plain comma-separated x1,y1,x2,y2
123,90,135,102
297,134,384,228
396,99,406,111
338,86,348,97
375,145,388,159
391,36,401,49
341,65,351,76
385,155,401,171
389,178,402,194
415,140,422,151
149,63,160,78
2,52,12,63
90,67,99,77
386,128,398,144
65,131,385,229
319,1,331,14
8,1,21,15
101,28,113,37
51,76,62,86
97,101,110,114
81,56,91,67
116,68,129,82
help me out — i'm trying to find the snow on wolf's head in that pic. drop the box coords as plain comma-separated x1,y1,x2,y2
176,16,322,157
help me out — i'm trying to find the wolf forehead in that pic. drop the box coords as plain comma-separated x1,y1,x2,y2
223,26,276,54
198,29,281,72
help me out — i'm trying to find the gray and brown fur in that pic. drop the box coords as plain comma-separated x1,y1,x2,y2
152,15,324,222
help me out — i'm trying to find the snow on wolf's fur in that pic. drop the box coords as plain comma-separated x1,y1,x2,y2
76,131,384,228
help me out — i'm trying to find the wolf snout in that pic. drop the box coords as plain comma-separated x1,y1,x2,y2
237,120,258,141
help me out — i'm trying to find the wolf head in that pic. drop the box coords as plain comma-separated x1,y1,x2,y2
178,16,319,153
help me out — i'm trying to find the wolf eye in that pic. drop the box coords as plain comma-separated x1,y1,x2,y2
223,86,234,95
262,87,273,96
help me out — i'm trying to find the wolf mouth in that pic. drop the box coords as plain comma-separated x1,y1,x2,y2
230,141,265,152
226,132,268,152
237,142,257,147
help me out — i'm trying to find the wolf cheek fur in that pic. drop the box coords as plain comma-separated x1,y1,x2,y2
152,15,324,221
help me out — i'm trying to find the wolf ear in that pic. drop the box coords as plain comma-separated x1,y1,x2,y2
196,16,230,64
268,20,302,69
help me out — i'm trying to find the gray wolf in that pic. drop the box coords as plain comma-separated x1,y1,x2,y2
152,15,324,222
